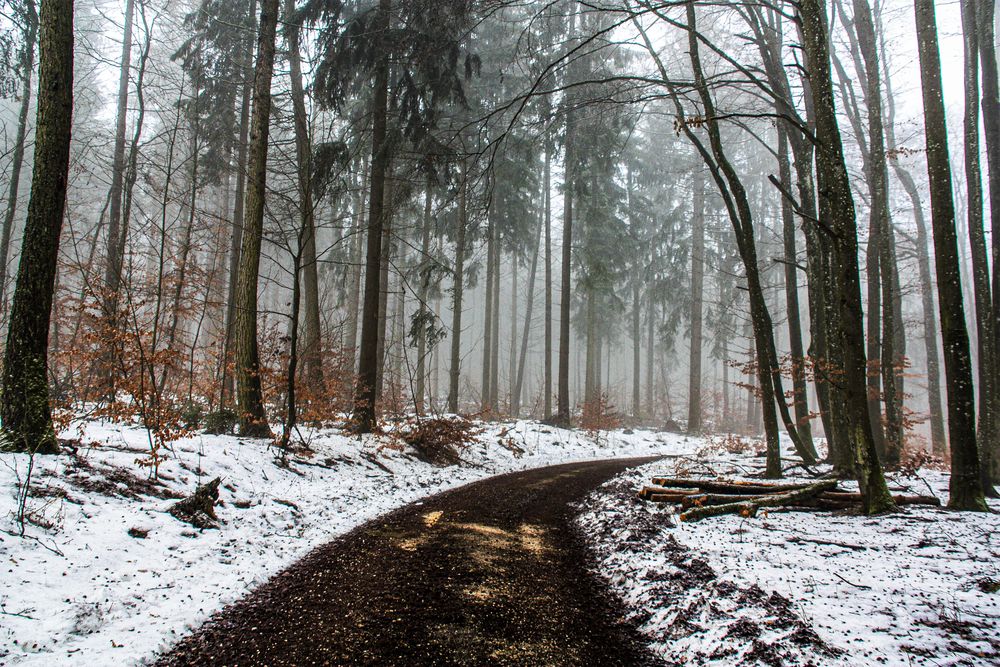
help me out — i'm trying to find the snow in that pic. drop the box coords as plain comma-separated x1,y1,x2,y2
0,418,690,665
576,437,1000,666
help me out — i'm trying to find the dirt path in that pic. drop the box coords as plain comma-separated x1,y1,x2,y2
155,458,662,666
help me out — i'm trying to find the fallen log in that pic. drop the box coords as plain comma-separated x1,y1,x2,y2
648,492,700,503
680,493,765,509
638,485,700,500
678,480,839,522
650,478,818,495
676,490,940,510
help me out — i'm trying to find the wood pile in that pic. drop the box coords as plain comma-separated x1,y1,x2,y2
638,477,940,522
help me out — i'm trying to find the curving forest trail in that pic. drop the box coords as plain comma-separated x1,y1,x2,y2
154,458,662,666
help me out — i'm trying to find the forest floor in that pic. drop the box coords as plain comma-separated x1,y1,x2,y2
3,421,998,666
0,417,687,665
577,437,1000,666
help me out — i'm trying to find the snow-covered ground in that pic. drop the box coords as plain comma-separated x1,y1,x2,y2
0,417,692,665
576,438,1000,667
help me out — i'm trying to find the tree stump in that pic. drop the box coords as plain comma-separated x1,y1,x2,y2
169,477,222,529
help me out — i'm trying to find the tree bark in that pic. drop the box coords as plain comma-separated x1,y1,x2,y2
102,0,134,310
852,0,905,467
481,208,495,412
878,16,947,456
913,0,988,510
489,233,501,408
556,118,573,426
513,211,542,415
286,0,324,395
543,140,553,419
447,169,467,413
777,126,812,448
221,0,256,407
351,0,391,432
686,171,705,434
0,0,74,454
414,180,433,414
345,161,367,377
798,0,894,512
233,0,280,438
977,0,1000,485
959,0,998,496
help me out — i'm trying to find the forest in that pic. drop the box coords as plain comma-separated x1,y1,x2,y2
0,0,998,665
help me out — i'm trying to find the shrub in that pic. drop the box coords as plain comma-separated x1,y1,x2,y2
400,416,481,466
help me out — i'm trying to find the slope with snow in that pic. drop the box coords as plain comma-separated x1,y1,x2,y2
576,440,1000,666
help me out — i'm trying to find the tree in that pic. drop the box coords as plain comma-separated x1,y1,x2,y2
798,0,894,512
447,167,468,413
0,0,38,312
912,0,988,511
232,0,280,437
101,0,136,382
285,0,325,395
686,171,705,434
304,0,477,432
1,0,74,453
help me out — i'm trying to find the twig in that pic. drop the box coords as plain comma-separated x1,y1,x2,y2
0,604,36,620
788,535,867,552
833,572,872,589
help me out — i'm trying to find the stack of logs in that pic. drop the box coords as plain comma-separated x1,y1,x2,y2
639,478,941,522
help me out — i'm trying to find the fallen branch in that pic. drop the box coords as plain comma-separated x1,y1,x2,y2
833,572,872,589
637,485,700,500
677,490,939,510
650,477,814,495
787,535,867,552
678,480,839,522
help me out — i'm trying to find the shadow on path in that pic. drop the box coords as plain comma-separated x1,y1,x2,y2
155,457,662,666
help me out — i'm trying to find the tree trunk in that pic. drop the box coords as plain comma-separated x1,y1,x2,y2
682,2,813,471
879,21,947,456
103,0,134,307
160,86,200,393
221,0,256,407
286,0,324,395
976,0,1000,486
913,0,988,510
508,255,517,413
632,280,641,420
543,141,553,418
481,208,495,412
374,175,393,400
960,0,998,495
447,170,467,413
777,126,813,448
798,0,895,512
97,0,134,399
0,1,37,312
646,288,655,420
345,162,367,375
351,0,391,433
852,0,905,467
513,212,542,416
556,112,574,426
686,171,705,434
490,238,501,408
0,0,74,454
414,181,433,414
233,0,280,438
